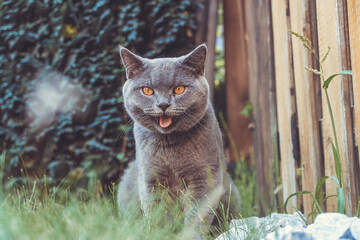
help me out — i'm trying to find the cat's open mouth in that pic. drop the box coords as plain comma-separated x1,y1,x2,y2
159,115,173,128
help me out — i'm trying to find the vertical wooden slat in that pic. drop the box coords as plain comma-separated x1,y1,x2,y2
347,0,360,211
317,0,357,214
223,0,252,160
204,0,218,102
195,0,218,102
289,0,322,217
246,0,278,216
347,0,360,155
271,0,299,212
195,0,207,46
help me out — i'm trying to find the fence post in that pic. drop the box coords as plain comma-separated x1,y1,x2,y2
346,0,360,214
271,0,300,213
289,0,323,219
223,0,252,161
246,0,278,216
195,0,218,102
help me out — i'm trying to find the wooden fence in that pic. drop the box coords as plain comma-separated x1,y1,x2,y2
224,0,360,217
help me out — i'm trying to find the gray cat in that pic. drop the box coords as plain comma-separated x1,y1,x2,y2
117,44,241,238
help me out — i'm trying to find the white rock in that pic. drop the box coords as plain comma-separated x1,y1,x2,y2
263,225,314,240
264,213,307,232
216,213,307,240
305,213,353,240
216,212,360,240
350,217,360,239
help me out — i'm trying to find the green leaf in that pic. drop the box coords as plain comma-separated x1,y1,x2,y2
295,208,309,225
116,153,128,163
284,191,310,213
323,70,352,89
331,141,342,187
337,188,345,214
240,100,253,118
315,176,332,202
285,191,323,215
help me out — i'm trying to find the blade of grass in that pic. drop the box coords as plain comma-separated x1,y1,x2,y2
357,197,360,217
337,188,345,214
324,89,343,189
0,147,5,199
315,176,336,202
318,195,338,209
294,207,309,225
284,191,323,214
323,70,352,89
330,142,342,187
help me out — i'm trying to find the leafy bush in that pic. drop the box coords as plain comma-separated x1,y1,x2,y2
0,0,196,191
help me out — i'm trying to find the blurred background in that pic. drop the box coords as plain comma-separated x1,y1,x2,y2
0,0,253,199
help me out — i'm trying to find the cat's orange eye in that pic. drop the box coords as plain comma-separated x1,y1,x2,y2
142,87,154,95
174,86,185,95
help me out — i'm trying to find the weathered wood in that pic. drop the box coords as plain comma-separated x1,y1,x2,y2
271,0,299,213
316,0,357,214
204,0,218,102
346,0,360,212
195,0,207,46
195,0,217,102
289,0,322,217
223,0,252,160
246,0,278,216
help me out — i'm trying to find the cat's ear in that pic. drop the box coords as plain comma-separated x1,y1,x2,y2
180,43,207,76
119,46,144,79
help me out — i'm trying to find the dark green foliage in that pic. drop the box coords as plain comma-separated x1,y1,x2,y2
0,0,196,191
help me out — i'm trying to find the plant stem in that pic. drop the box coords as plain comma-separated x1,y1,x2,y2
324,89,342,188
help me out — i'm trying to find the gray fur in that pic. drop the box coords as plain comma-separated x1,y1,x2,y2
117,44,241,237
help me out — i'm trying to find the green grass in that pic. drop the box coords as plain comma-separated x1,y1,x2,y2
0,186,188,240
0,158,257,240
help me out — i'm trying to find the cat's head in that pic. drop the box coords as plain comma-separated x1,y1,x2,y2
119,44,209,134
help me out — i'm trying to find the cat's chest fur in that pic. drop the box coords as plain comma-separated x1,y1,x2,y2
134,107,223,193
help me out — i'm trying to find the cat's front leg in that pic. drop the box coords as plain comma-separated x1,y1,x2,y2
183,181,224,239
137,171,155,216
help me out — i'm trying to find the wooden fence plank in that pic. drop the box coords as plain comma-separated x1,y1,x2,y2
316,0,357,214
223,0,252,161
204,0,218,102
347,0,360,212
195,0,218,102
271,0,299,213
289,0,322,218
246,0,278,216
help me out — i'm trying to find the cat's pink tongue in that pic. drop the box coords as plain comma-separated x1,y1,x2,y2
160,115,172,128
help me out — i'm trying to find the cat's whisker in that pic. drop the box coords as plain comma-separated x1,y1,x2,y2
184,110,209,131
114,119,134,142
180,112,203,135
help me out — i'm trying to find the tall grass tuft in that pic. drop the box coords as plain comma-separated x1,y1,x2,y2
285,31,352,220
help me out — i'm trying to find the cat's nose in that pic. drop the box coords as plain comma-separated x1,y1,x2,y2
157,103,170,112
